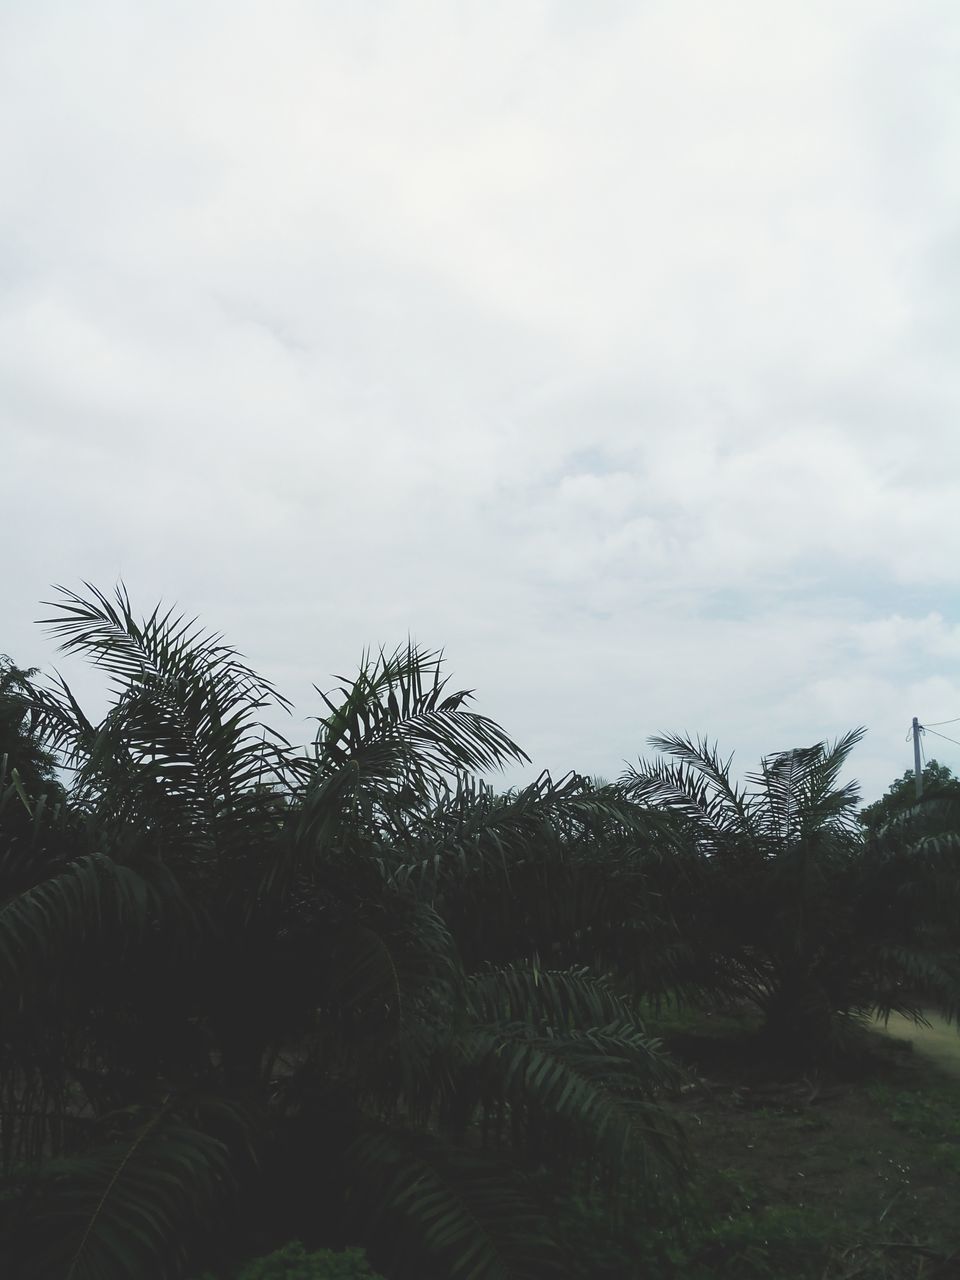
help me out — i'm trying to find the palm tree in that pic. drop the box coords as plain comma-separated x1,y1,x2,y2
0,584,684,1280
0,656,65,884
619,729,926,1053
0,657,59,793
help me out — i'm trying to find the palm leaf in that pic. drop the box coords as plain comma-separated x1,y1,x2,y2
10,1100,244,1280
463,1020,684,1177
748,730,864,841
638,734,758,841
311,644,529,793
466,965,662,1047
33,585,296,884
0,853,185,991
347,1131,561,1280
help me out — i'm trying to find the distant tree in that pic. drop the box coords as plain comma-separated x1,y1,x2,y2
0,656,63,860
859,759,960,833
0,656,58,794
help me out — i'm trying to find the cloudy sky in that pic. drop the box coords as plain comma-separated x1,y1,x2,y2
2,1,959,801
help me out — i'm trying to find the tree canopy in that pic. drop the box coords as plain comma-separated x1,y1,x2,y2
0,584,683,1280
0,655,58,795
859,758,960,832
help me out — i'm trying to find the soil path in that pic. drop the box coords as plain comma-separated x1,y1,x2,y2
876,1011,960,1079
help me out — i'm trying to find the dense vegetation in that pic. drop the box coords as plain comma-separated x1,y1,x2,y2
1,585,959,1278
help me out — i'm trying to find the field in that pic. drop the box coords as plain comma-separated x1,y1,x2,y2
5,602,960,1279
593,1010,960,1279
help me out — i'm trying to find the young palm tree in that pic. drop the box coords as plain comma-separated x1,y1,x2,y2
0,658,59,792
0,584,684,1280
619,729,919,1053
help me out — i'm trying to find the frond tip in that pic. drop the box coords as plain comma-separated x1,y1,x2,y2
311,643,529,788
11,1103,240,1280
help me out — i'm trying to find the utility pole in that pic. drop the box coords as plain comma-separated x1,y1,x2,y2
912,717,923,799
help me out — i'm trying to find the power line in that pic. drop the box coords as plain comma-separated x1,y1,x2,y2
925,716,960,727
923,726,960,752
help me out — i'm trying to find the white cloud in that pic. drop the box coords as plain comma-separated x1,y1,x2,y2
2,0,959,802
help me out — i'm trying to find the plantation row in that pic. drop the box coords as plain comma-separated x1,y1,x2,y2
1,584,958,1279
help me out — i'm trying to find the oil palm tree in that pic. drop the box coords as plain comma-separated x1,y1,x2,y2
0,656,65,892
0,584,684,1280
619,728,920,1052
0,657,59,796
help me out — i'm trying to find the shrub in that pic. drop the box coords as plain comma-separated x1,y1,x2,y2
196,1240,385,1280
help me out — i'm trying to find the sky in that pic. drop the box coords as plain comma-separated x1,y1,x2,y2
2,0,959,802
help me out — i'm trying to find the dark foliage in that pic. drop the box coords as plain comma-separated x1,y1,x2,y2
0,585,684,1280
621,732,960,1056
4,583,959,1276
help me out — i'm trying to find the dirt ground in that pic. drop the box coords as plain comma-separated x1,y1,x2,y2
647,1011,960,1278
875,1011,960,1078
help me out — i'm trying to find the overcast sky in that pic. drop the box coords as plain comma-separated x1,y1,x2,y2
2,1,959,801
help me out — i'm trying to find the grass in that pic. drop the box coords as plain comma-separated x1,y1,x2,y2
874,1011,960,1079
586,1004,960,1278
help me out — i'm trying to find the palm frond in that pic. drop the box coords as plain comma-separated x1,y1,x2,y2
642,734,757,837
0,853,186,991
34,585,295,870
311,644,529,792
28,673,99,770
748,729,864,841
325,898,459,1029
347,1130,561,1280
9,1099,244,1280
466,965,662,1047
620,755,753,851
801,727,865,818
40,583,284,706
463,1020,684,1177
